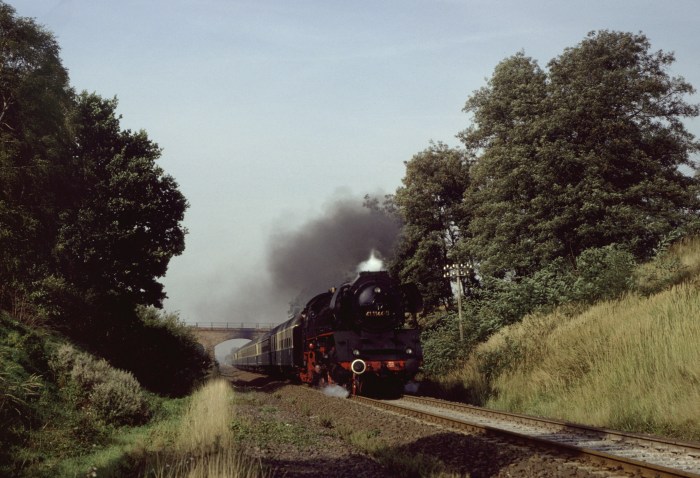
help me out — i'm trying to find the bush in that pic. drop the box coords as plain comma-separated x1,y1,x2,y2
419,303,496,376
89,371,149,425
0,314,48,425
46,302,211,397
420,245,637,379
420,316,464,376
572,245,636,302
469,244,635,331
70,353,113,391
50,344,150,426
110,306,212,397
474,334,523,382
0,362,43,425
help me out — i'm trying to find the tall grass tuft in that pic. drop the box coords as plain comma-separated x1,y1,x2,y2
174,379,235,453
141,379,267,478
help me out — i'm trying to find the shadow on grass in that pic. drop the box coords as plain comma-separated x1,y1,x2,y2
219,366,294,394
413,377,487,405
257,430,558,478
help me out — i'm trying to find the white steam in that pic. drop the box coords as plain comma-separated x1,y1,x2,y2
323,384,350,398
356,249,384,272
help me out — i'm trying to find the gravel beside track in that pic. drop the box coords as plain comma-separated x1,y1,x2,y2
393,396,700,476
221,367,639,477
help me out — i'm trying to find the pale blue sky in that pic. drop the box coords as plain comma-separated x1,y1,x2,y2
9,0,700,324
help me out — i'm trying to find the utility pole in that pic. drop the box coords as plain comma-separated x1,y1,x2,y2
443,263,468,342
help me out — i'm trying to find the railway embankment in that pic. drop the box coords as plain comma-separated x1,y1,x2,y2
0,312,226,477
427,237,700,442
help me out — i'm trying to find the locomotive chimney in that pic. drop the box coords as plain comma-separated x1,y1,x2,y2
356,249,384,272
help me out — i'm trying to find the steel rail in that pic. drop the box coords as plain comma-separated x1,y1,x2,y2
352,395,700,478
403,395,700,449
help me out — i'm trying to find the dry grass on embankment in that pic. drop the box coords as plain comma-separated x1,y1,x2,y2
443,237,700,441
138,379,268,478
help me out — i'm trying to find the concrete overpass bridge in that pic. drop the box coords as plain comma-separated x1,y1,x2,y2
189,322,273,360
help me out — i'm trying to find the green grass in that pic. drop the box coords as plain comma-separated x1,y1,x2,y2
438,237,700,441
0,312,265,477
230,414,318,449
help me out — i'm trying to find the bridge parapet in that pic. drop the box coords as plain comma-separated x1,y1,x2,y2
188,323,274,360
190,322,273,331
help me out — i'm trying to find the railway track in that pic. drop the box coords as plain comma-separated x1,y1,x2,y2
353,394,700,478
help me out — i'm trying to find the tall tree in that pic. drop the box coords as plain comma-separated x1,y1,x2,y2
460,31,700,276
56,93,187,307
457,53,549,275
393,142,472,310
0,3,73,306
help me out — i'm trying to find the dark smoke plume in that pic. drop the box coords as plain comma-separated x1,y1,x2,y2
267,198,400,304
195,196,400,325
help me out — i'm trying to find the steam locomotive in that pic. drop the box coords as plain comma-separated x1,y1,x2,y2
231,271,422,395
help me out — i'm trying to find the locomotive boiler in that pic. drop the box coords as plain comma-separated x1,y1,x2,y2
231,271,422,395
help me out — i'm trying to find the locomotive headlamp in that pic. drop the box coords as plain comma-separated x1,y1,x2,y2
405,347,413,355
352,349,361,356
351,359,367,375
374,287,382,294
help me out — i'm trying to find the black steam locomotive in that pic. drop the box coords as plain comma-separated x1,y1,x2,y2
231,271,422,395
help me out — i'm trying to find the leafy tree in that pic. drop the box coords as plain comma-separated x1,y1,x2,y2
393,142,472,310
0,3,73,307
1,5,187,313
456,53,549,275
363,192,399,220
460,31,700,276
56,93,187,308
0,6,205,397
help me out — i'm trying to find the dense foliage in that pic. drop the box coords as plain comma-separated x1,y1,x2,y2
392,142,472,309
392,31,700,372
0,2,73,307
0,3,209,396
0,311,194,477
460,32,700,276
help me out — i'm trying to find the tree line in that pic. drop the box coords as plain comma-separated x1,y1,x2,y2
386,31,700,362
4,2,699,381
0,3,207,395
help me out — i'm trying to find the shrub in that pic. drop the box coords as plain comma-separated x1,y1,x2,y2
107,306,212,397
474,334,522,382
572,245,636,302
0,315,48,424
70,353,113,391
89,370,149,425
420,315,464,376
49,344,150,426
468,245,634,331
420,245,638,381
